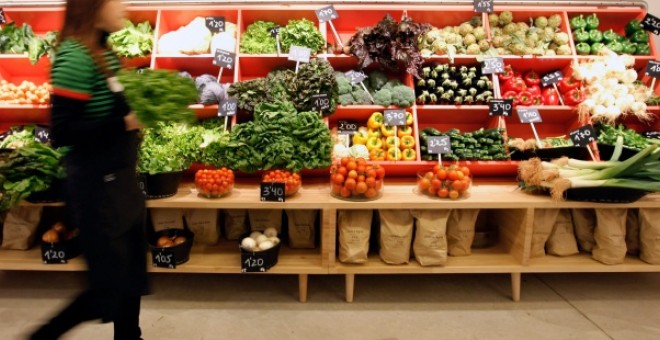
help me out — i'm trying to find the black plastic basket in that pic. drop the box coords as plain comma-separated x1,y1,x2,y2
533,146,590,161
148,228,195,266
141,171,183,199
41,235,82,264
27,179,64,203
239,232,281,272
564,187,649,203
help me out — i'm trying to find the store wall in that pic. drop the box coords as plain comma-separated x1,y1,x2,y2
650,1,660,51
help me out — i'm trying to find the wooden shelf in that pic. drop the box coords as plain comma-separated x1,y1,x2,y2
526,253,660,273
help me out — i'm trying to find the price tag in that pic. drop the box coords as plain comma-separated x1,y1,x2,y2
260,182,285,202
569,125,596,147
205,16,225,34
152,247,175,269
218,98,238,117
315,5,339,23
427,136,452,154
34,126,50,144
338,120,358,134
646,61,660,78
641,13,660,35
137,173,148,197
42,243,67,264
241,252,268,273
384,109,406,126
541,70,564,87
643,131,660,139
0,129,12,141
517,107,543,123
473,0,493,14
489,99,513,116
0,8,6,25
288,45,311,63
269,26,280,38
481,57,504,75
312,93,330,111
345,70,367,84
213,49,236,69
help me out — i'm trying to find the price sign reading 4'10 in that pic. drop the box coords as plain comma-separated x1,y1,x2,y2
517,107,543,123
152,248,175,269
205,16,225,34
260,182,285,202
213,49,235,69
384,109,406,126
312,93,330,112
42,244,67,264
642,13,660,35
338,120,358,134
315,5,339,23
482,57,504,74
288,45,311,63
241,253,268,273
218,98,238,117
541,70,563,87
427,136,452,155
489,99,513,116
570,125,596,147
473,0,493,14
345,70,367,84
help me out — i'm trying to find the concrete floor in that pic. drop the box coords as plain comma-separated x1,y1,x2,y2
1,271,659,340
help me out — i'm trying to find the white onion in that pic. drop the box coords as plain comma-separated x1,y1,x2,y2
241,238,257,250
256,234,268,244
250,231,263,240
631,102,647,115
258,240,274,251
264,227,278,238
582,99,596,110
268,236,280,245
621,69,638,84
593,105,607,116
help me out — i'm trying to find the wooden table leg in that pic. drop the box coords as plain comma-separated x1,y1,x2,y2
299,274,308,303
345,274,355,303
511,272,521,302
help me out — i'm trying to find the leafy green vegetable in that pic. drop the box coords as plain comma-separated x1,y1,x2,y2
0,126,37,149
240,20,278,54
289,59,338,116
227,78,269,115
0,22,57,64
138,123,204,174
108,20,153,58
596,123,660,150
280,19,325,54
118,69,198,128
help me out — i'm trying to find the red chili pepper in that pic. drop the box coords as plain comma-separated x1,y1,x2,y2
558,76,580,93
503,90,519,105
498,65,514,82
517,91,534,106
523,70,541,87
527,84,541,96
564,88,585,106
504,77,527,93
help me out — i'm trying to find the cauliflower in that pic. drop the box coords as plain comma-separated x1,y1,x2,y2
349,144,370,159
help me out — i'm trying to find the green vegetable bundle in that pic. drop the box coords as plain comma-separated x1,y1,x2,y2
239,20,279,54
570,15,650,56
336,70,415,107
138,123,206,174
420,127,509,161
118,69,198,128
108,20,154,58
0,22,58,64
289,59,338,115
596,124,659,150
415,64,493,105
489,11,569,56
280,19,325,54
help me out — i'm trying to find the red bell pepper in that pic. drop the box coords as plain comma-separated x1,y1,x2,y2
523,70,541,87
517,91,534,106
527,84,541,97
498,65,514,82
503,77,527,93
564,88,585,106
532,95,544,106
503,90,519,105
558,76,580,93
542,89,559,105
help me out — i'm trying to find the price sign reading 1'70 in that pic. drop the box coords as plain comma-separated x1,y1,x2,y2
517,107,543,123
489,99,513,116
260,182,285,202
481,57,504,74
427,136,452,155
205,16,225,34
569,125,596,147
384,109,406,126
315,5,339,23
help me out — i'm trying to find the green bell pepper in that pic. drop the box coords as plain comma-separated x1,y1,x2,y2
606,41,624,54
615,34,626,43
573,29,590,43
570,15,587,30
585,14,600,30
576,42,591,55
635,42,651,55
588,29,603,43
632,30,649,44
625,19,642,37
602,29,618,43
590,42,605,54
622,41,637,55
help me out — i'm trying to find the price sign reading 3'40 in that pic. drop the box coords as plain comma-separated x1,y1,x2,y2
384,109,406,126
427,136,452,154
213,49,236,69
541,70,563,87
473,0,493,14
315,5,339,23
482,57,504,74
641,13,660,35
338,120,358,134
218,98,238,117
260,182,285,202
489,99,513,116
205,16,225,34
569,125,596,147
288,45,311,63
517,107,543,123
312,93,330,111
152,248,175,269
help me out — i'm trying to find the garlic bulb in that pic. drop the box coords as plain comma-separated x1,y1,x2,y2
256,234,268,245
268,236,280,245
249,231,263,240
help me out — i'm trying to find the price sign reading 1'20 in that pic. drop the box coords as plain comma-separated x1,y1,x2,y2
242,254,267,272
260,182,285,202
205,16,225,34
213,49,236,69
384,109,406,126
42,246,67,264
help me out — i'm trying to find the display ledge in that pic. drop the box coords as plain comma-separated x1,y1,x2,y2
525,253,660,273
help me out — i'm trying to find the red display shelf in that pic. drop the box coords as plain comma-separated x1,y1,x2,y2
153,55,236,83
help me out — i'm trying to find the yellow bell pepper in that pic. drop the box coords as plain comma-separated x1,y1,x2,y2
380,125,395,137
385,136,400,149
406,112,414,125
366,137,383,151
386,147,402,161
352,131,369,145
400,135,416,149
367,112,384,130
397,125,413,138
401,148,416,161
367,128,382,139
369,148,386,161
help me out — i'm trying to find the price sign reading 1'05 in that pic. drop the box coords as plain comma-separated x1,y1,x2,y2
427,136,452,155
152,248,175,269
569,125,596,147
473,0,493,14
489,99,513,116
641,13,660,35
481,57,504,74
260,182,285,202
384,109,406,126
205,16,225,34
213,49,236,69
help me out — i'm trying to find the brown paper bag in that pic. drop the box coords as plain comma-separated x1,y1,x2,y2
223,209,248,240
531,209,560,258
249,209,283,233
625,209,640,256
184,209,220,245
571,209,596,252
150,208,184,232
592,208,627,265
411,210,450,266
2,206,43,250
286,210,317,249
379,210,414,265
447,209,480,256
338,210,373,264
639,209,660,264
546,209,579,256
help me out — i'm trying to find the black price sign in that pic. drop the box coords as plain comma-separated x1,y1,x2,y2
205,16,225,34
646,60,660,78
0,8,6,25
213,49,235,69
643,131,660,139
345,70,367,84
241,252,268,272
269,26,280,37
0,129,12,141
384,109,406,126
473,0,493,14
541,70,563,87
338,120,358,134
569,125,596,147
260,182,285,202
315,5,339,23
137,173,148,197
489,99,513,116
288,45,311,63
427,136,452,154
218,98,238,117
481,57,504,74
641,13,660,35
42,243,67,264
517,107,543,123
312,93,330,111
35,126,50,143
152,248,175,269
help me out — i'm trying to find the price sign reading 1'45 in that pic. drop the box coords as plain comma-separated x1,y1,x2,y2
384,109,406,126
205,16,225,34
541,70,563,87
427,136,452,155
260,182,285,202
218,98,238,117
641,13,660,35
338,120,358,134
241,253,268,273
473,0,493,14
569,125,596,147
315,5,339,23
481,57,504,74
489,99,513,116
213,49,236,69
0,8,6,25
517,107,543,123
288,45,311,63
646,60,660,78
312,93,330,112
152,248,175,269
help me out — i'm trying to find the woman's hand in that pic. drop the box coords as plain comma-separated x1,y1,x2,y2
124,112,143,131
